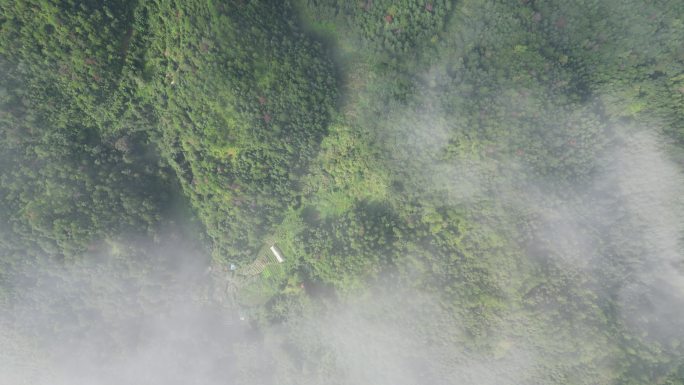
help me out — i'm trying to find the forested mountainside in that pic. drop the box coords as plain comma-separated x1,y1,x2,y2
1,1,684,384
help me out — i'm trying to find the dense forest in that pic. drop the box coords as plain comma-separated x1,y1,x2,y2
1,0,683,384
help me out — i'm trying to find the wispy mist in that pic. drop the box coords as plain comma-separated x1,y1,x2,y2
2,0,684,384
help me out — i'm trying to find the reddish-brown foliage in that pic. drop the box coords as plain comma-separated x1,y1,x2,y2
555,17,567,29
